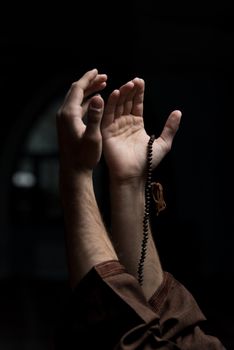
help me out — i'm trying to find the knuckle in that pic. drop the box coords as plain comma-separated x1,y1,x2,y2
86,133,101,144
164,141,172,153
57,105,82,120
71,81,80,90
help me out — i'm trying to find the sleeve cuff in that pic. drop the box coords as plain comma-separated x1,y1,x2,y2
94,259,126,278
148,271,174,313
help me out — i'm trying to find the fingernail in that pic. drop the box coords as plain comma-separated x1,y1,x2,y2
90,99,102,111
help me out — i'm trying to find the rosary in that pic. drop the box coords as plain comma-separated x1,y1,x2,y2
137,135,166,286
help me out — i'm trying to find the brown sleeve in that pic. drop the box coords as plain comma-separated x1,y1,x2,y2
53,261,226,350
147,271,226,350
53,260,159,349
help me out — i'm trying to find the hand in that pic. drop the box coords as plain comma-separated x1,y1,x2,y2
56,69,107,175
101,77,182,182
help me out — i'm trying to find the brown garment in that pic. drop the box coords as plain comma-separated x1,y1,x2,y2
54,260,226,349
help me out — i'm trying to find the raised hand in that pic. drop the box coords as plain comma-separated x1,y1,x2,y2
101,77,181,182
56,68,107,174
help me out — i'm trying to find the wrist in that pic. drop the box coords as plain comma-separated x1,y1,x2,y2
109,174,146,190
110,178,145,203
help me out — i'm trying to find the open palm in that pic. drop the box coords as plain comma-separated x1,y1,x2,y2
101,78,182,181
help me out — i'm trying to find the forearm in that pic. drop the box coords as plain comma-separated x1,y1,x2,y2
60,170,118,289
109,178,163,299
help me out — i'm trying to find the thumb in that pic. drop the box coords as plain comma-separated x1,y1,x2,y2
160,110,182,147
152,110,182,168
84,95,104,137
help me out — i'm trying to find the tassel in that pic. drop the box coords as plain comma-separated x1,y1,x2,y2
151,182,166,216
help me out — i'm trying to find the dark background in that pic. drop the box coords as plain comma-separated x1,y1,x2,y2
0,3,233,349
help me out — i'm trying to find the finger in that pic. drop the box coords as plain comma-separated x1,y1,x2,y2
84,95,104,138
82,79,107,116
63,69,99,108
84,74,107,99
122,82,138,115
131,78,145,116
115,81,134,118
101,89,120,129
